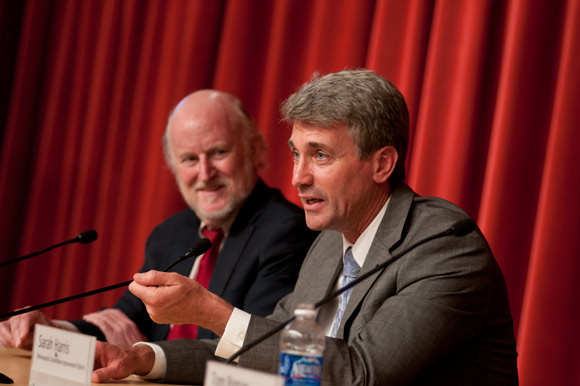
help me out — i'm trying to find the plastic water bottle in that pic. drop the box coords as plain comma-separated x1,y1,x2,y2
278,303,325,386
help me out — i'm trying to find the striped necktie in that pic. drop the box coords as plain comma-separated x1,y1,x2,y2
330,247,360,338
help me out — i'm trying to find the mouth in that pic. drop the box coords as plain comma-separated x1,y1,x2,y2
196,185,226,200
196,184,224,193
300,195,324,209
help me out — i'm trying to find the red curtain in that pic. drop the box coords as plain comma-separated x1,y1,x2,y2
1,0,578,384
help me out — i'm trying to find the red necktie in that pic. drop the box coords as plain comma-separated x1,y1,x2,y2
166,227,224,340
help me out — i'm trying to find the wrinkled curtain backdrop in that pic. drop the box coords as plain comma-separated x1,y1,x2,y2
0,0,578,383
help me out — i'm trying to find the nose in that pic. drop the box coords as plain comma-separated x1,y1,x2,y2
292,158,313,189
198,157,215,182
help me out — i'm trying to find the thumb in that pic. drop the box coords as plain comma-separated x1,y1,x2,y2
133,270,174,286
92,366,127,384
92,368,109,383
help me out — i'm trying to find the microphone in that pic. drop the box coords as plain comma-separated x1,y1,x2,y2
161,238,212,272
448,219,475,236
77,230,98,244
0,230,99,268
0,238,212,321
225,219,476,363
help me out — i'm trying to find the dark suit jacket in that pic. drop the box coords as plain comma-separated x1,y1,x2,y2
74,179,318,341
158,182,518,385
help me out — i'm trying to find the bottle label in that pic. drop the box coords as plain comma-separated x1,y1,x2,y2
279,353,323,386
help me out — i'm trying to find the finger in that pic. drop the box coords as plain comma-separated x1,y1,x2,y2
84,312,116,335
129,279,176,305
92,359,140,382
11,317,30,348
83,309,115,325
87,316,121,345
92,369,106,383
85,310,146,346
12,313,42,349
84,309,123,325
0,321,15,347
93,362,132,383
92,366,121,383
102,309,129,324
15,328,35,350
101,310,147,345
128,281,150,300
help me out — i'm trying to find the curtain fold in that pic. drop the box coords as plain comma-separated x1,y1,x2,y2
1,0,577,384
517,1,580,384
478,0,568,330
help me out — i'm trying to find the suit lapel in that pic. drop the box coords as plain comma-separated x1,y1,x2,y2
208,223,255,296
171,212,201,277
338,183,416,338
277,231,342,322
307,232,344,304
207,180,269,297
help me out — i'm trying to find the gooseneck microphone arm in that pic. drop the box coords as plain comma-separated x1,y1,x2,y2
160,238,211,272
0,238,212,321
225,219,475,364
0,230,99,268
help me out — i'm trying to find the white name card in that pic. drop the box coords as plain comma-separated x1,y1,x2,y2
29,324,96,386
205,360,283,386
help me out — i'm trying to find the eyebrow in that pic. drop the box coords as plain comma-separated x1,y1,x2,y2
288,140,334,154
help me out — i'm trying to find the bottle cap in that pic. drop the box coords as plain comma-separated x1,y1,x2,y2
294,303,317,317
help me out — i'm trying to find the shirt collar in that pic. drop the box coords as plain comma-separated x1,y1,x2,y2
342,196,390,269
198,214,235,239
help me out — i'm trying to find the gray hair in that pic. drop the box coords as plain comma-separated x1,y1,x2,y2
281,69,409,184
162,91,265,170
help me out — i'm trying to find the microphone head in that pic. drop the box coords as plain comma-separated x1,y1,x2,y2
77,230,98,244
185,238,212,257
450,219,475,236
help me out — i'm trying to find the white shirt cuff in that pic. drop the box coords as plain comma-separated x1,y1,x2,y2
133,342,167,380
214,307,251,362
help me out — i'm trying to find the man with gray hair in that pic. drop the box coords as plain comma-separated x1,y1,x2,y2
91,70,518,385
0,90,316,349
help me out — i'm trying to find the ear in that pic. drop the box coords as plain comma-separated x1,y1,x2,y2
250,133,266,168
372,146,398,184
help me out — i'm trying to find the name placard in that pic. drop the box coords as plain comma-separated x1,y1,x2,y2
205,360,283,386
29,324,95,386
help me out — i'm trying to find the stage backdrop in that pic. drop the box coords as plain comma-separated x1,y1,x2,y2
1,1,578,384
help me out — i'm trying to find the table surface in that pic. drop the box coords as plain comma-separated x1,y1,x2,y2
0,347,190,385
